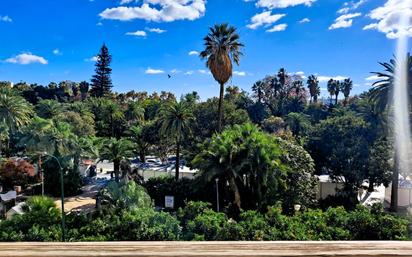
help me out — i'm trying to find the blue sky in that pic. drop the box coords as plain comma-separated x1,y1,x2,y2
0,0,410,99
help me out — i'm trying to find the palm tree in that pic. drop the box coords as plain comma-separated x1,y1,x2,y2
36,99,63,119
327,79,336,104
334,80,341,105
159,101,194,180
342,78,353,105
307,75,320,103
200,23,244,131
100,138,133,182
370,53,412,112
125,102,145,126
0,93,33,132
370,53,412,212
252,80,264,103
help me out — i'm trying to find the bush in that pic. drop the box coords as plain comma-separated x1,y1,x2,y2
185,209,228,240
0,196,61,242
0,158,38,190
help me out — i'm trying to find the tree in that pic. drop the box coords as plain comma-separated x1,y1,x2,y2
200,23,244,131
90,44,113,97
307,114,372,201
342,78,353,105
327,79,336,104
252,81,264,103
369,53,412,211
159,101,194,180
100,138,133,182
192,124,283,211
79,81,90,101
369,53,412,112
36,99,62,119
307,75,320,103
0,93,33,132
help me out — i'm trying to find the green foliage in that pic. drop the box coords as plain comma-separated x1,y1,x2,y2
100,181,152,211
0,196,61,242
90,44,113,97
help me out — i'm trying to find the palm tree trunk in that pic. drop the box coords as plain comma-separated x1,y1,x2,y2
217,83,225,132
229,176,241,209
114,159,120,183
175,134,181,181
390,152,399,212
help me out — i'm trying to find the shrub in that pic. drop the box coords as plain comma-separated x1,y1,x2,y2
0,196,61,242
185,209,228,240
0,158,37,190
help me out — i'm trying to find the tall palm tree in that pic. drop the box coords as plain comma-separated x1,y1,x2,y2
370,53,412,112
334,80,341,105
252,80,264,103
200,23,244,131
342,78,353,105
307,75,320,103
100,138,133,183
159,101,194,180
327,79,336,104
370,53,412,212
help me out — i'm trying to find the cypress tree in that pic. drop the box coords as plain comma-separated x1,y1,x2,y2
90,44,112,97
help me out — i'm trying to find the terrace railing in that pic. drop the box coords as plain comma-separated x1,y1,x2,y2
0,241,411,256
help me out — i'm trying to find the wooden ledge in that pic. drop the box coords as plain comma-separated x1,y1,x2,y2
0,241,411,257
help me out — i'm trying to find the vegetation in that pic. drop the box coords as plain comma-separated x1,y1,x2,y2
0,38,410,241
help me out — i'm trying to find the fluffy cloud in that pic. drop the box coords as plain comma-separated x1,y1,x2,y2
299,18,310,23
146,67,165,74
188,51,199,56
0,15,12,22
147,27,166,33
318,75,348,82
99,0,206,22
329,13,361,30
126,30,147,37
247,11,285,29
266,23,287,32
185,70,194,75
85,56,99,62
255,0,316,9
233,71,247,76
364,0,412,39
5,53,48,65
337,0,366,14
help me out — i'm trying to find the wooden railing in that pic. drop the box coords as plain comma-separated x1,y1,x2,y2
0,241,411,256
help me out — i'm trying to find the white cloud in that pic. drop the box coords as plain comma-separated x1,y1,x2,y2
96,22,103,26
5,53,48,65
0,15,12,22
145,67,164,74
120,0,134,4
365,75,380,81
337,0,366,14
365,0,412,39
198,69,208,74
99,0,206,22
266,23,287,32
148,27,166,33
126,30,147,37
188,51,199,56
53,49,62,55
295,71,305,76
318,75,348,82
299,18,310,23
247,11,285,29
184,70,194,75
233,71,247,76
85,56,99,62
170,69,181,74
329,12,361,30
255,0,316,9
363,23,378,30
